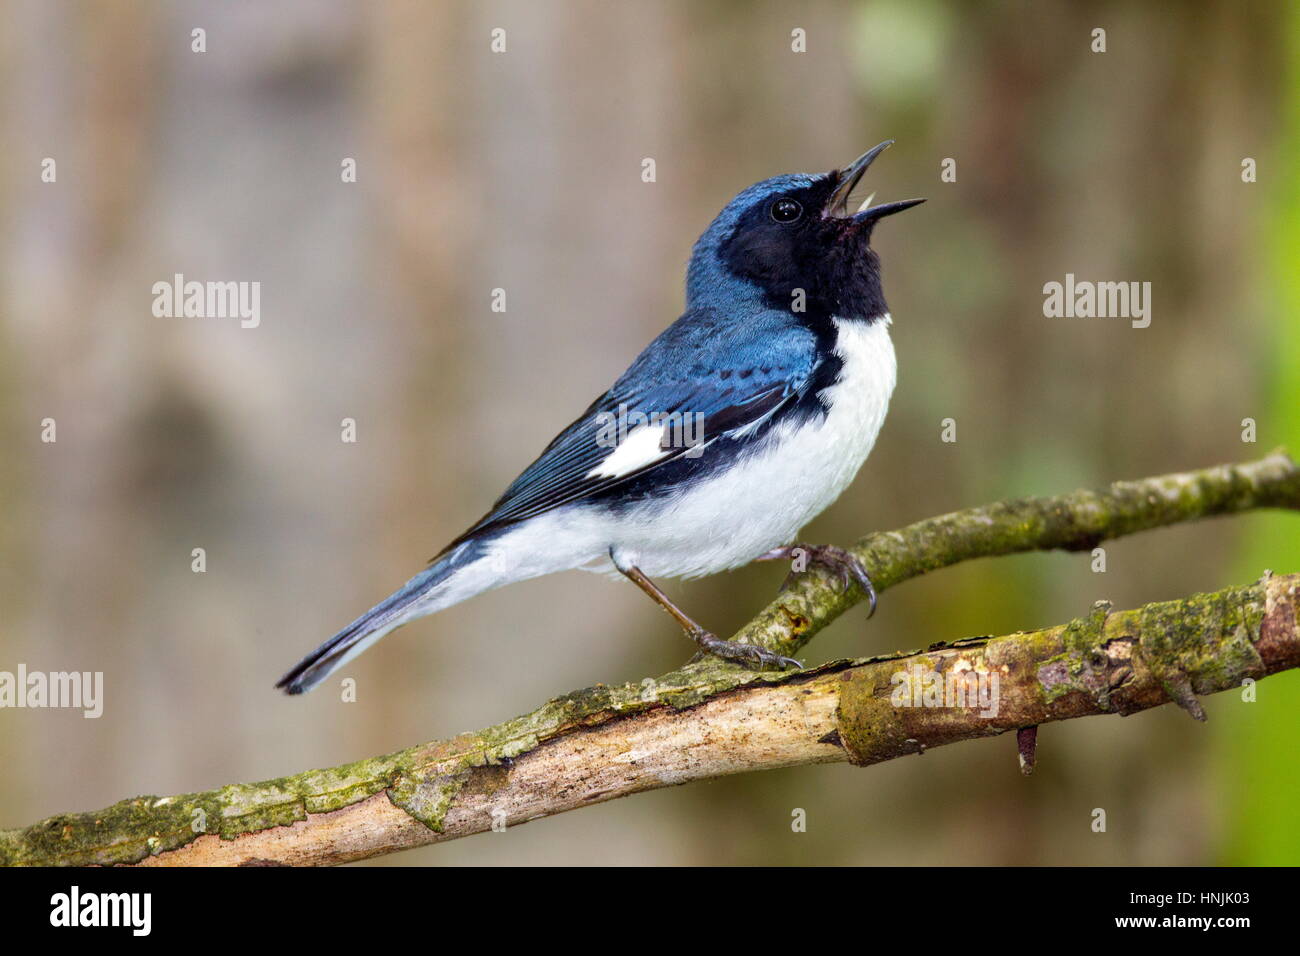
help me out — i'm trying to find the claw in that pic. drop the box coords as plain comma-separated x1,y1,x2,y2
691,627,802,670
759,543,878,616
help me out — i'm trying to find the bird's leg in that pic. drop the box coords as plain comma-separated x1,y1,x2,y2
756,543,878,617
613,555,801,670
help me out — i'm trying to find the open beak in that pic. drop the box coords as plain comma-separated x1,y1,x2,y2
825,140,926,224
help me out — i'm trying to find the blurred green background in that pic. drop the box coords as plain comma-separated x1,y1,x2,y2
0,0,1296,865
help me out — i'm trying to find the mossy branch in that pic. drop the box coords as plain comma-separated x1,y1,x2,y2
2,452,1298,866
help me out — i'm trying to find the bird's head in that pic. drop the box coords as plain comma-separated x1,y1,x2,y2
686,141,924,321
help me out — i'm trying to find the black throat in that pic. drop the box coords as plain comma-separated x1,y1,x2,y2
716,222,890,324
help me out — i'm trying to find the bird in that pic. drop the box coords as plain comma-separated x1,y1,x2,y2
277,140,923,695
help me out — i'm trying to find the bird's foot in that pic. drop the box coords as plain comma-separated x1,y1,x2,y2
688,626,802,670
757,543,878,617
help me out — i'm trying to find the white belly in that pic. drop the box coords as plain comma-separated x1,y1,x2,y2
458,316,896,595
600,315,897,578
393,317,895,630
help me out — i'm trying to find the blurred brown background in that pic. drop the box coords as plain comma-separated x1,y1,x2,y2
2,0,1297,865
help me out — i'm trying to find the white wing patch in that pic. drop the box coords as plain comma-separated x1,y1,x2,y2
585,423,671,479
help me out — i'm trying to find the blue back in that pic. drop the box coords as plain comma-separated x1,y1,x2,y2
438,173,832,550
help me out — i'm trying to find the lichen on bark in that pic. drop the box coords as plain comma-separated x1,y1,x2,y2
2,453,1298,866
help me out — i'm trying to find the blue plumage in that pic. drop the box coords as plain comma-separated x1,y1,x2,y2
278,143,923,694
448,306,818,541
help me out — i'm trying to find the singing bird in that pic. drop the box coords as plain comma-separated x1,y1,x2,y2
278,141,923,694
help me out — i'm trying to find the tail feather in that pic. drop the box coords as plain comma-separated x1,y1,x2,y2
276,546,472,695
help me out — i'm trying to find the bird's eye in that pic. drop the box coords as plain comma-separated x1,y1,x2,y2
770,198,803,223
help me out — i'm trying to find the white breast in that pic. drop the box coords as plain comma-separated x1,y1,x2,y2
596,315,897,578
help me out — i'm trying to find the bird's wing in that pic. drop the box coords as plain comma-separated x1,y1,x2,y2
440,308,820,551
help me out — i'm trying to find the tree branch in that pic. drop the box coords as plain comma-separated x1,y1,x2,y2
3,452,1298,866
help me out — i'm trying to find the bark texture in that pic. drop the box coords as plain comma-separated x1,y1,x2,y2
1,453,1297,866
